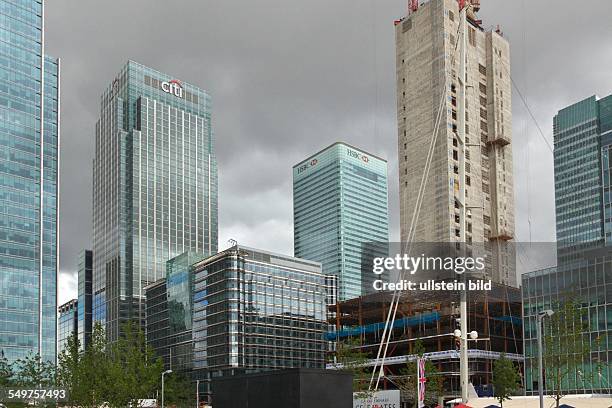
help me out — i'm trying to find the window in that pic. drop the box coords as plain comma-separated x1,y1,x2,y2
449,10,455,21
478,64,487,75
468,28,476,46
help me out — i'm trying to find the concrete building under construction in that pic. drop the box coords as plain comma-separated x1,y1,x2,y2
396,0,516,286
327,283,523,397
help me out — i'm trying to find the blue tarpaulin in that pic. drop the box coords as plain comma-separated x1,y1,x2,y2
325,312,440,341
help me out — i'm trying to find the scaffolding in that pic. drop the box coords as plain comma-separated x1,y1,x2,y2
328,282,523,396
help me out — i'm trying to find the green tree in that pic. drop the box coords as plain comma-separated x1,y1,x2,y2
543,299,595,408
56,332,82,405
396,340,443,408
330,336,371,395
10,353,56,408
492,354,520,407
163,372,196,408
105,322,163,407
78,322,111,408
0,351,14,386
13,352,55,387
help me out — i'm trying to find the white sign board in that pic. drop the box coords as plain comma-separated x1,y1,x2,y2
353,390,401,408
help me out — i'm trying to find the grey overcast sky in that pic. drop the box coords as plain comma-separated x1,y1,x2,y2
47,0,612,305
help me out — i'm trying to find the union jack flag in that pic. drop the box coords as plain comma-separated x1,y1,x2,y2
417,358,426,408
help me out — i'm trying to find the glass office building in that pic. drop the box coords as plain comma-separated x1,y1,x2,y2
0,0,59,363
554,94,612,246
191,245,331,403
522,257,611,394
145,251,204,372
57,299,77,355
77,249,92,349
521,94,612,395
293,142,389,301
93,61,218,341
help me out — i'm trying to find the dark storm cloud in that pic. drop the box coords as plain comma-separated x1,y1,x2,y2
46,0,612,303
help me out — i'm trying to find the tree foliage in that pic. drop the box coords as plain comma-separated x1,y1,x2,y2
163,372,196,408
331,336,372,394
105,321,163,407
55,321,166,408
0,351,13,387
13,352,55,387
492,354,520,407
543,299,595,408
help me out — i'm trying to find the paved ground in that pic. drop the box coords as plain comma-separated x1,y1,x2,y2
466,395,612,408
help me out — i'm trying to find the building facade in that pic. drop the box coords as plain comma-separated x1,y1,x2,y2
77,249,92,349
145,251,204,373
293,142,389,301
554,94,612,246
57,299,77,355
92,61,218,341
522,257,612,395
395,0,515,285
328,284,523,397
191,245,331,403
0,0,59,363
521,94,612,395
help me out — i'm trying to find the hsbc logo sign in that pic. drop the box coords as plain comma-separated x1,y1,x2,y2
161,79,184,98
347,149,369,163
297,158,318,174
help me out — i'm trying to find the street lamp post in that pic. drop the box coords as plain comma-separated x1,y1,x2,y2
536,310,554,408
161,369,172,408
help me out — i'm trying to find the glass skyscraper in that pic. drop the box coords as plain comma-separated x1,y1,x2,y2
0,0,59,363
293,142,389,301
554,94,612,246
93,61,218,341
522,93,612,395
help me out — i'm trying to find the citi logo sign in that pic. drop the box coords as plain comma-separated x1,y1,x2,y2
347,149,369,163
161,79,184,98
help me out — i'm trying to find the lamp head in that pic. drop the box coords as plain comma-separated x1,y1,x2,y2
538,309,554,318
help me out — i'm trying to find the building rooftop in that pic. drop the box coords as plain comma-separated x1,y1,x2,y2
293,141,386,169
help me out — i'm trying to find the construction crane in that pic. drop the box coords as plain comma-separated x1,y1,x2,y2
409,0,418,13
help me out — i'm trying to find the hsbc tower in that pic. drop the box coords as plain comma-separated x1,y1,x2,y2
92,61,218,340
293,142,389,301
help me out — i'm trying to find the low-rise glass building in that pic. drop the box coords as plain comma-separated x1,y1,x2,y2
57,299,78,355
192,245,330,403
522,251,612,395
145,246,332,404
145,251,204,372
